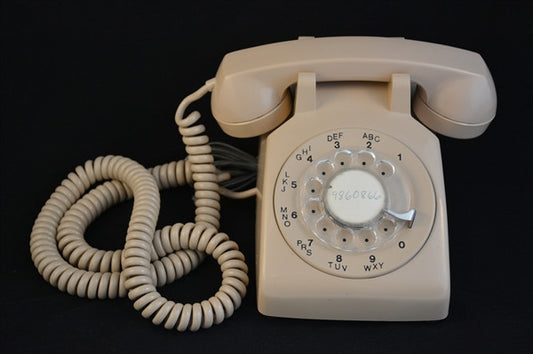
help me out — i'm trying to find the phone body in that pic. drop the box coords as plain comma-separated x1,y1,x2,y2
209,37,496,321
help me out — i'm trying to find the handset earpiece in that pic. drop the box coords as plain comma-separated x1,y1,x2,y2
412,68,497,139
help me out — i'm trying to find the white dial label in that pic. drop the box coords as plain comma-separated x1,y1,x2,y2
325,169,385,226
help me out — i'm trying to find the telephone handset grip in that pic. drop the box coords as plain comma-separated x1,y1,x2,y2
211,37,496,138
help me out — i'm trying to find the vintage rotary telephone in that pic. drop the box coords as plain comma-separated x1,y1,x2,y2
30,37,496,330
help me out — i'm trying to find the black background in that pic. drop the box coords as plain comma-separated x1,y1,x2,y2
1,1,532,353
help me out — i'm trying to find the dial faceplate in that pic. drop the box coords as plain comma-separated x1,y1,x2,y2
273,128,436,278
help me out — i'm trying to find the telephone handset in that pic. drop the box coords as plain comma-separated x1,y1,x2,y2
210,37,496,320
211,36,496,139
30,37,496,330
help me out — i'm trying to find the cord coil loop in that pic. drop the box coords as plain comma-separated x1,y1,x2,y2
29,80,249,331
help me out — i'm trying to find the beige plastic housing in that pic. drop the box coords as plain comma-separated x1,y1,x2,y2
255,75,450,321
211,36,496,139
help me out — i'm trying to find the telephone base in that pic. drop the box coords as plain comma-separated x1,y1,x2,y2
255,81,450,322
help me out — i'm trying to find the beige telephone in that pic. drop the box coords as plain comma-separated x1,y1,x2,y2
210,36,496,320
30,37,496,331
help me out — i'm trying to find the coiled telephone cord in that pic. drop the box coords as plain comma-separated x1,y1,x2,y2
29,80,249,331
